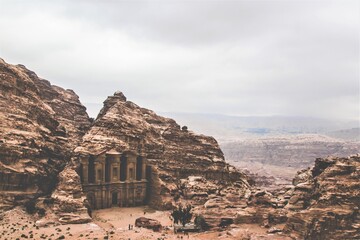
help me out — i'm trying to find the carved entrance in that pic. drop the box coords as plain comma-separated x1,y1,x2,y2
112,192,118,205
87,192,96,209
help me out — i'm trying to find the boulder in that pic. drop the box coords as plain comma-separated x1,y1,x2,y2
135,217,162,231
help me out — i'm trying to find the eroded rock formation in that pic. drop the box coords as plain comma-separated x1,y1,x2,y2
284,155,360,239
75,91,250,209
1,58,359,239
0,58,250,228
0,58,91,215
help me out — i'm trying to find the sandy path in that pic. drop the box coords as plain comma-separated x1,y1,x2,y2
0,207,292,240
93,206,173,231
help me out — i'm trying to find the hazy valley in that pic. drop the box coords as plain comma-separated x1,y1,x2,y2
163,112,360,187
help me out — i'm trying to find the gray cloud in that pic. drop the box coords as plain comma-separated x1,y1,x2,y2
0,0,358,120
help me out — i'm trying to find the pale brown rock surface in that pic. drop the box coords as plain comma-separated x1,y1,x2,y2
0,58,250,228
284,155,360,239
1,58,359,239
0,58,91,215
76,91,250,209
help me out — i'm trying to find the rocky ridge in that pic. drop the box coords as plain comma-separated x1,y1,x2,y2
284,155,360,239
75,91,250,209
228,155,360,239
0,59,250,226
0,58,91,220
223,135,360,169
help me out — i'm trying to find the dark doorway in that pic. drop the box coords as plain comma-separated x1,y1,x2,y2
112,192,118,205
88,156,95,183
87,192,96,210
136,156,142,180
120,155,127,181
105,156,111,182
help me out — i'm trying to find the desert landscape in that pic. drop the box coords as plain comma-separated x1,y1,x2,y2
0,206,293,240
0,58,359,239
0,0,359,239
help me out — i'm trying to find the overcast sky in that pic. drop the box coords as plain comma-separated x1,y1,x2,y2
0,0,359,120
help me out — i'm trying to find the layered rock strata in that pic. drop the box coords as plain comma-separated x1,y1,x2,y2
187,155,360,238
0,58,91,215
75,91,250,209
0,57,250,227
3,58,358,238
284,155,360,239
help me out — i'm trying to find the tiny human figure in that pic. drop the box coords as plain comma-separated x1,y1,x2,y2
128,224,131,230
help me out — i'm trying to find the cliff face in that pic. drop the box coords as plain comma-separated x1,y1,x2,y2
0,58,249,226
0,58,91,211
0,58,359,238
76,91,248,208
284,155,360,239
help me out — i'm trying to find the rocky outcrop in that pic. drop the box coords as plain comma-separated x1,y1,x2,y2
0,58,249,227
233,155,360,239
76,91,250,209
0,58,91,213
175,175,250,229
196,155,359,238
135,217,162,231
50,165,91,224
284,155,360,239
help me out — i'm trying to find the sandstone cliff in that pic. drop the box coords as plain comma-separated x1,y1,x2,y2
1,58,359,239
0,58,250,227
0,58,91,212
75,91,249,208
284,155,360,239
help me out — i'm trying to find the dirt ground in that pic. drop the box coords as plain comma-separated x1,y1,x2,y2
0,207,291,240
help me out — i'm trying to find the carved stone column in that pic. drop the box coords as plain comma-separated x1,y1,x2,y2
109,159,113,183
114,155,120,181
97,155,106,183
95,162,101,184
82,158,89,184
102,162,105,183
142,158,146,180
127,155,136,181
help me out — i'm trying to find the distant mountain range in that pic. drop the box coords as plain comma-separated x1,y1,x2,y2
326,128,360,141
161,112,359,141
162,112,360,186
